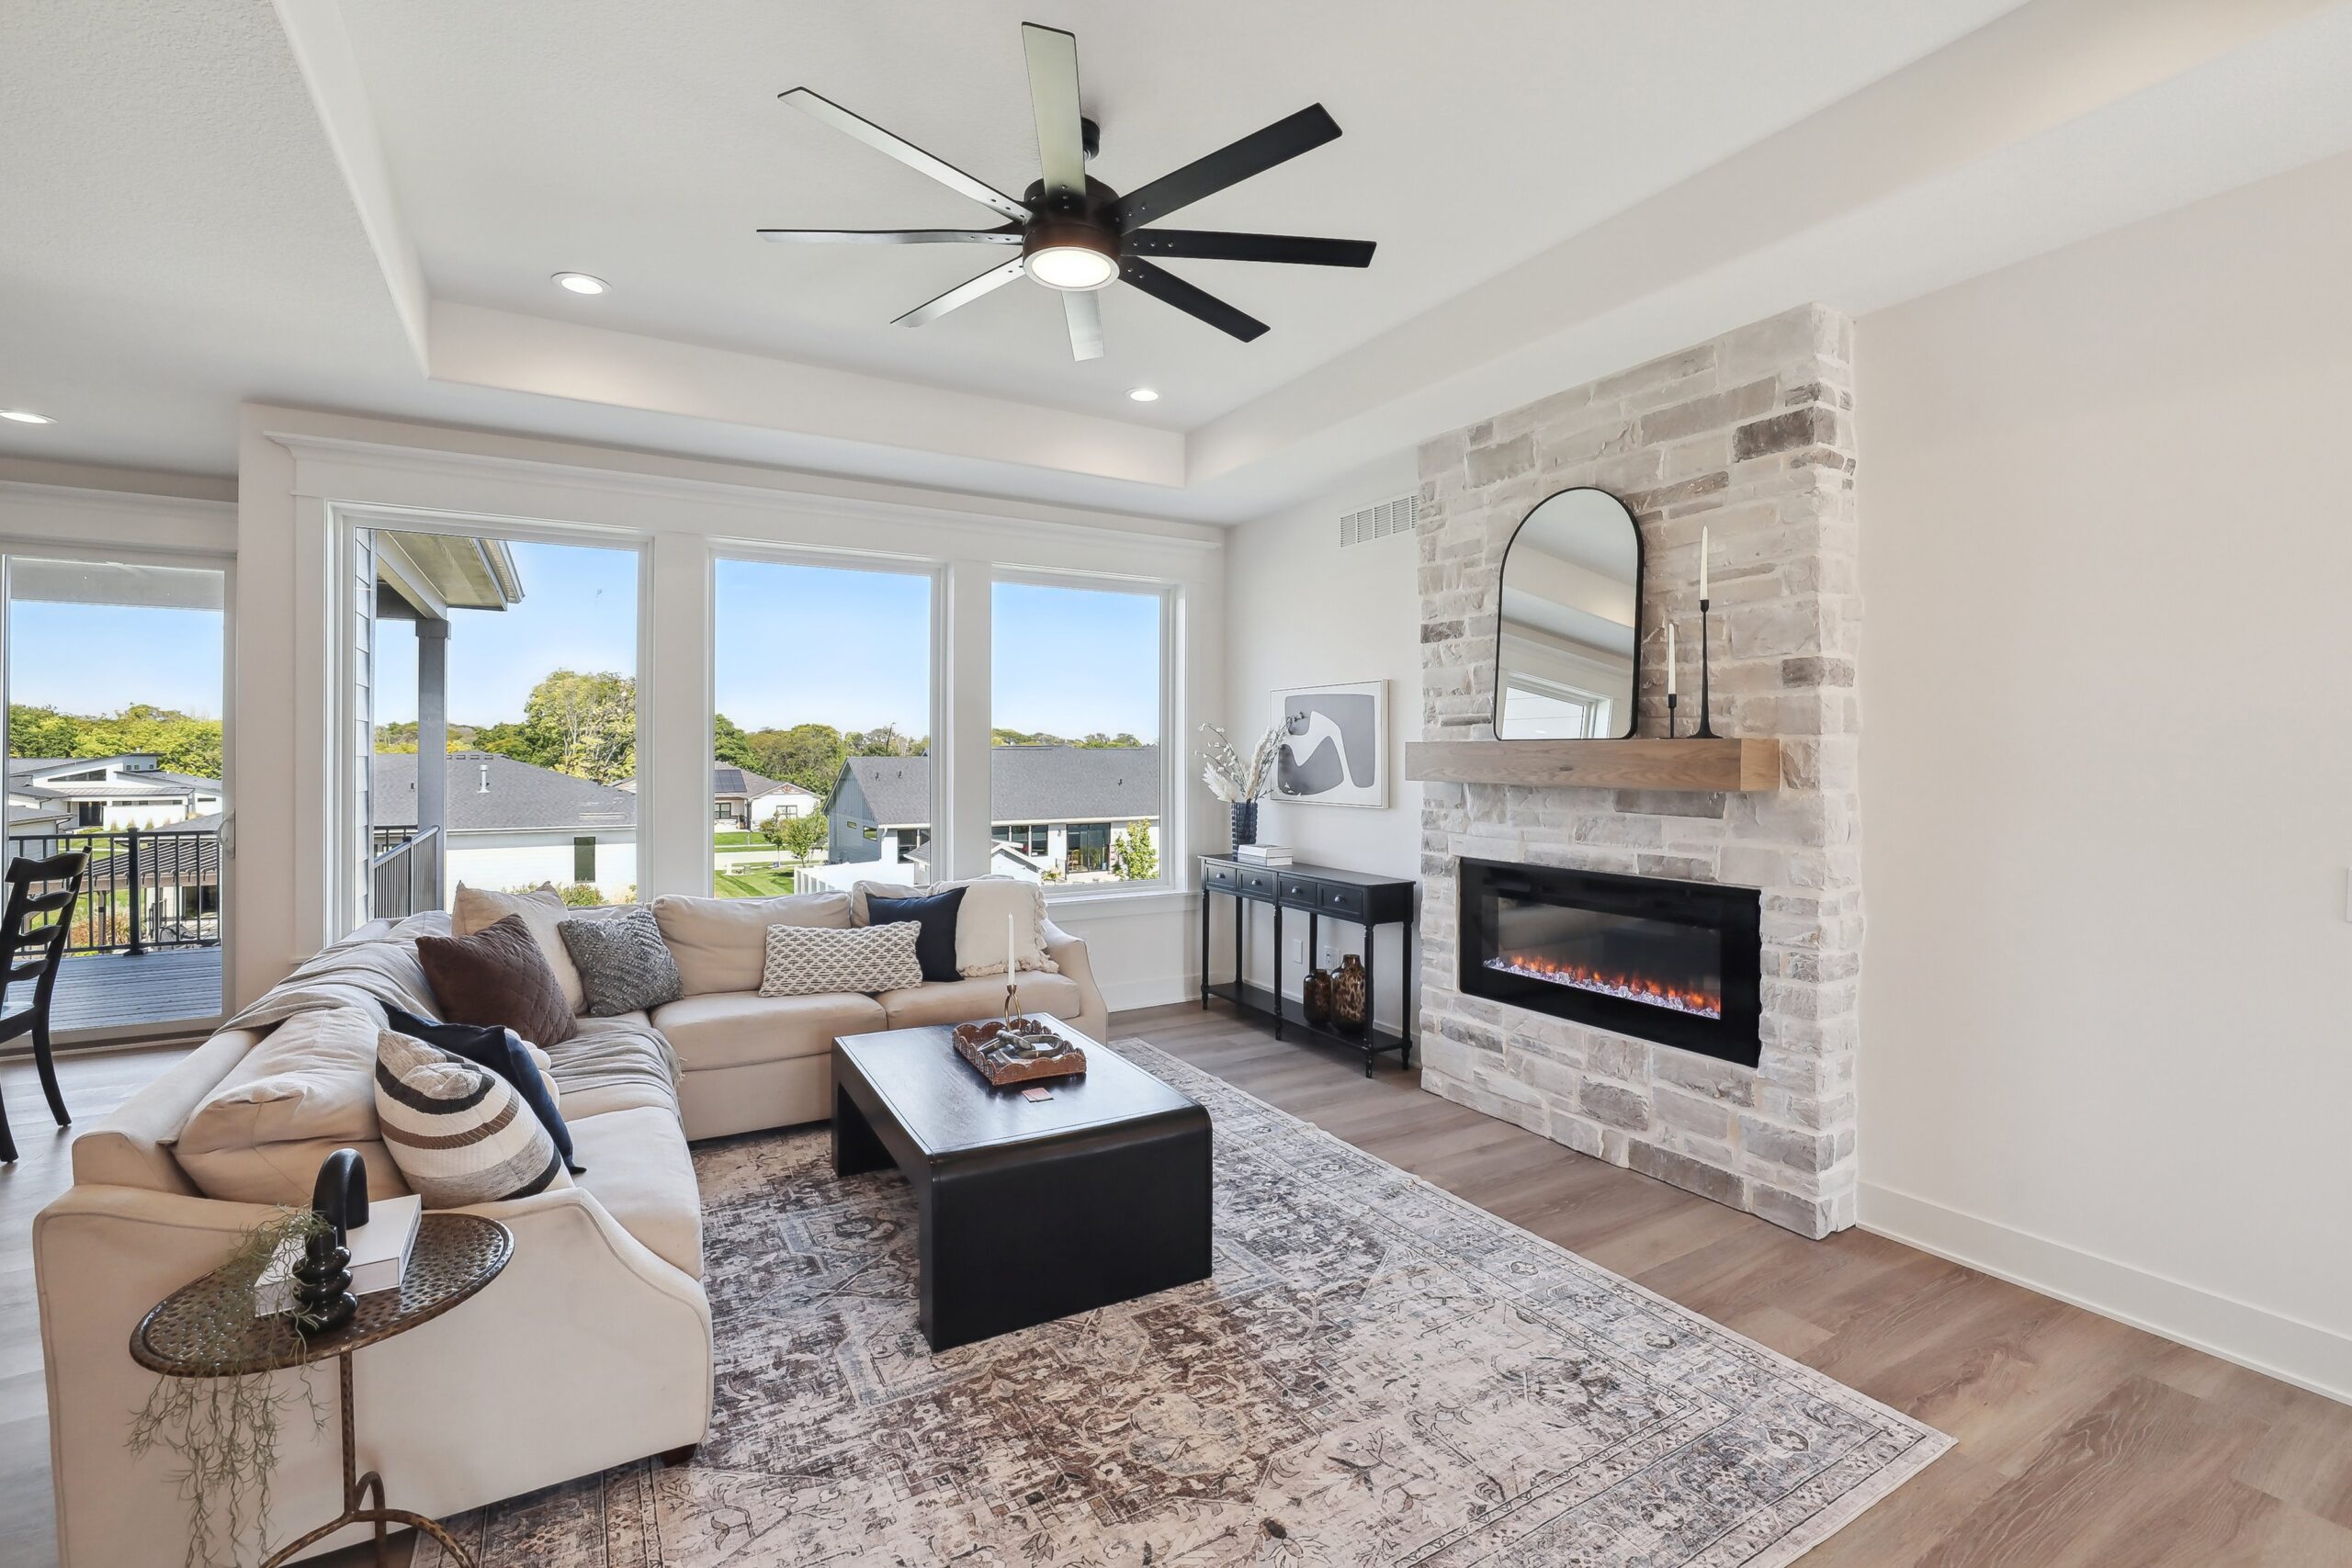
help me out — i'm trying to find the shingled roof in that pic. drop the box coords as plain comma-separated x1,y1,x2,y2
837,746,1160,828
370,752,636,832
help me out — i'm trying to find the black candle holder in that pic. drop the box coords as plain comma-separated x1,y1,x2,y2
1664,690,1679,739
1693,597,1720,739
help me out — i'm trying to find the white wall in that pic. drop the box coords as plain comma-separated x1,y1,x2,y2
444,832,638,903
1218,456,1423,1030
1855,152,2352,1399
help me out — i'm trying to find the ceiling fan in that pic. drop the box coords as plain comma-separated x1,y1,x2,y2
758,21,1374,361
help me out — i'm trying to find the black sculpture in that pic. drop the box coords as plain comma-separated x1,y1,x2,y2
293,1147,368,1336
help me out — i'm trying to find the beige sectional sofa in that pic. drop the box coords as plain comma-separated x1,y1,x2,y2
33,889,1106,1567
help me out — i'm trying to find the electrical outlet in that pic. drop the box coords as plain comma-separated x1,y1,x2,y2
1288,937,1306,964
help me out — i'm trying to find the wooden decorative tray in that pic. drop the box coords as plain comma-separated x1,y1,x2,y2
951,1017,1089,1087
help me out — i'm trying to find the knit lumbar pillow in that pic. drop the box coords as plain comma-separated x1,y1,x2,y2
372,1029,571,1207
759,920,922,998
557,907,684,1016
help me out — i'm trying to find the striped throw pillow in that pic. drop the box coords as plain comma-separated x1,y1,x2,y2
373,1029,571,1208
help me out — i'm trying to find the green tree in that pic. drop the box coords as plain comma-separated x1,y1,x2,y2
522,670,637,784
745,723,849,796
1110,820,1159,881
766,811,829,862
712,713,759,770
7,702,224,781
846,722,922,758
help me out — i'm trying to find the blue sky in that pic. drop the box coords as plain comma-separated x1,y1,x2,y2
374,545,1161,741
9,603,224,716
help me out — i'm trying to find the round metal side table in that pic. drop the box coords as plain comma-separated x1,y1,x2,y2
131,1212,513,1567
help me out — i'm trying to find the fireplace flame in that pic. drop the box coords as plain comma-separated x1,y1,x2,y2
1484,951,1723,1019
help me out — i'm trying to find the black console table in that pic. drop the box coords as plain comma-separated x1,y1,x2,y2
1198,853,1416,1077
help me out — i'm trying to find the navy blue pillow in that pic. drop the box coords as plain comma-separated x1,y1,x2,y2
865,886,967,984
383,1005,582,1173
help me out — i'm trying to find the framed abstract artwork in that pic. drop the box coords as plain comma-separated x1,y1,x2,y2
1271,680,1387,808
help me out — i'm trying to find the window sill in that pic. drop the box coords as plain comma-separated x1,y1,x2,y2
1042,884,1196,920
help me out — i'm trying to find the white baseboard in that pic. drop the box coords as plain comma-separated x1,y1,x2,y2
1860,1181,2352,1406
1100,975,1199,1013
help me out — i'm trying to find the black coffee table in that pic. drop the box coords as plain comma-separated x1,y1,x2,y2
831,1021,1213,1351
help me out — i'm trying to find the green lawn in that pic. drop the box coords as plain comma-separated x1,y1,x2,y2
712,831,767,848
714,868,802,897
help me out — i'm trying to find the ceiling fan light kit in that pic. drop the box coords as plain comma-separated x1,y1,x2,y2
761,20,1374,361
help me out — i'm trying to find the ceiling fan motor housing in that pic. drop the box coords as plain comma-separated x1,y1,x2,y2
1022,214,1121,291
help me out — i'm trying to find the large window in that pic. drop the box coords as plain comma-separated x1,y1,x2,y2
711,557,933,898
367,529,640,918
989,579,1165,889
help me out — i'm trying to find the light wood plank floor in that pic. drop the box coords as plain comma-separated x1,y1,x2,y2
6,1007,2348,1567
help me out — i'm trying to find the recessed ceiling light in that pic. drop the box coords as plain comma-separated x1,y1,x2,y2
1126,388,1159,403
552,272,609,296
0,409,56,424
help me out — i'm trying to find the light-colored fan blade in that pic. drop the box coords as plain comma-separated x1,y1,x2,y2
1063,288,1103,361
757,228,1023,245
1021,24,1087,200
780,87,1030,223
895,257,1028,327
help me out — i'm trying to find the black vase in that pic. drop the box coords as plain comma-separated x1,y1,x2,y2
1230,801,1260,848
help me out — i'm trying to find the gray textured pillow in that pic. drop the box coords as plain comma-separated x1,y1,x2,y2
558,907,684,1016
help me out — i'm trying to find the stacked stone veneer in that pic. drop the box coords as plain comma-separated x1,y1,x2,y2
1415,304,1861,1238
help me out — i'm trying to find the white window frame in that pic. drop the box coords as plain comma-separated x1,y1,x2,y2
705,540,947,896
329,505,654,933
986,567,1180,903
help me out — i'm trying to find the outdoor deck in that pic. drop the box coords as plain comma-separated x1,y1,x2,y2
13,947,224,1037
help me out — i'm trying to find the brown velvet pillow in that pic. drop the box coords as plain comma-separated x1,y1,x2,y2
415,914,577,1048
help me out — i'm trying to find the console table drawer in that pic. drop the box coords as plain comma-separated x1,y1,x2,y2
1203,861,1236,890
1278,875,1322,907
1238,866,1278,897
1319,882,1366,919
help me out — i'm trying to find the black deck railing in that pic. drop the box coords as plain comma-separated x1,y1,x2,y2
3,826,220,954
369,826,442,919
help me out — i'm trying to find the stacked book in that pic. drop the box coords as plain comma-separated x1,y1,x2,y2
1235,844,1294,866
254,1194,423,1318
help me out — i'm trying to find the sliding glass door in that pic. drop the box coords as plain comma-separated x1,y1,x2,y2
2,555,230,1041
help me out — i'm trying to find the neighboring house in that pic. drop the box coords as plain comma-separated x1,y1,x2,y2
372,751,638,901
6,753,223,831
713,766,818,829
825,746,1160,884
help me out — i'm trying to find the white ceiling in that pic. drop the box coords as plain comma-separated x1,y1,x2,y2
4,0,2351,522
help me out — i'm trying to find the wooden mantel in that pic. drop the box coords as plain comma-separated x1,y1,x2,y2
1404,738,1782,792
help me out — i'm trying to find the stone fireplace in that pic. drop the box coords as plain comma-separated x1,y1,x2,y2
1414,304,1860,1238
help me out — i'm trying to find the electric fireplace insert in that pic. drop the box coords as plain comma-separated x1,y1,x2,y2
1458,857,1761,1067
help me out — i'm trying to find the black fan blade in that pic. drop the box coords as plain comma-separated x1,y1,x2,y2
1123,230,1374,267
1110,104,1341,229
758,228,1023,245
1119,257,1267,342
780,87,1030,223
1021,23,1088,201
894,257,1027,327
1063,289,1104,361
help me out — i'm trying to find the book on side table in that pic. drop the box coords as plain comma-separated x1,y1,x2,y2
1235,845,1293,865
254,1193,423,1317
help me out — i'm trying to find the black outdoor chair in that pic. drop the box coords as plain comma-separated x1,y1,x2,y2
0,852,87,1164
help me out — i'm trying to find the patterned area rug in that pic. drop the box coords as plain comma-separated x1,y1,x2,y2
420,1040,1948,1566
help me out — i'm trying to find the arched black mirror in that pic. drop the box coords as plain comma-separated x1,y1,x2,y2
1493,487,1642,739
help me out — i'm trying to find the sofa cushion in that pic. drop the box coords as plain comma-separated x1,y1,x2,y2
384,1006,580,1174
542,1013,682,1122
373,1030,571,1208
651,989,886,1074
853,875,1057,977
559,907,684,1016
760,922,922,998
417,914,577,1049
172,1008,414,1204
653,891,853,996
569,1105,703,1279
454,884,585,1012
876,971,1087,1032
863,886,967,983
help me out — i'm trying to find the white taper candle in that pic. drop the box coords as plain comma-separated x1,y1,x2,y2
1006,911,1016,982
1667,622,1678,695
1700,526,1710,601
